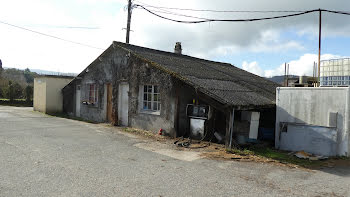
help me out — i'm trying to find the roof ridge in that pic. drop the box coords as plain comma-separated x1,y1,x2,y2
113,41,233,67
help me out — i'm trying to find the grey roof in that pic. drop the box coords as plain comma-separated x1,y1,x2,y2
114,41,279,109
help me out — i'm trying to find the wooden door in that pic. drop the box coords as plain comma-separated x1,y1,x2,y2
106,84,113,122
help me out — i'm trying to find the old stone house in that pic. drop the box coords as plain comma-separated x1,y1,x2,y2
62,41,279,146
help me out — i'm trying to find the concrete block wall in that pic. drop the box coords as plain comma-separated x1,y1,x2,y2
276,87,350,156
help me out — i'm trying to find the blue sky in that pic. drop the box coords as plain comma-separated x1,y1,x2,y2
0,0,349,76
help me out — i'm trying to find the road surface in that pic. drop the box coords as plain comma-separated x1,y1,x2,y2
0,106,349,196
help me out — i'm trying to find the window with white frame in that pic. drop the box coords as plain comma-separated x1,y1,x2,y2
88,84,98,104
143,85,160,111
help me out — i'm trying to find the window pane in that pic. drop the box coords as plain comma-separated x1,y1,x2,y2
143,102,147,109
148,94,152,101
143,93,147,101
153,94,158,101
147,102,151,109
148,86,152,92
152,102,157,110
154,86,159,93
144,86,147,93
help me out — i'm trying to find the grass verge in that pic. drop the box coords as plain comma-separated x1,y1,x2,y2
226,145,350,168
0,99,33,107
47,112,97,124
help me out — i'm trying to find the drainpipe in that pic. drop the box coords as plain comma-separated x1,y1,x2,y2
229,109,235,149
345,88,350,156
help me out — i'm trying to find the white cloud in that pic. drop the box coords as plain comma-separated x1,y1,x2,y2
242,53,342,77
264,53,342,77
0,0,350,73
242,61,264,76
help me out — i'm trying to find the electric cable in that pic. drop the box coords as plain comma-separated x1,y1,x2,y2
135,1,305,13
0,20,104,50
135,5,319,23
135,6,350,24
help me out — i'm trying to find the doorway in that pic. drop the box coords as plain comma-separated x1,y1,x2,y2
106,84,113,123
118,83,129,126
76,85,81,117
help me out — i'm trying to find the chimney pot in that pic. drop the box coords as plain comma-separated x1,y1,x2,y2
174,42,182,54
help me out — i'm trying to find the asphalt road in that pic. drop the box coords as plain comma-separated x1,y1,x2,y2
0,106,349,197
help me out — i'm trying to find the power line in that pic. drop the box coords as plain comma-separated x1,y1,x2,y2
135,6,350,24
135,1,305,13
28,25,100,29
135,5,320,23
147,8,210,20
0,20,104,50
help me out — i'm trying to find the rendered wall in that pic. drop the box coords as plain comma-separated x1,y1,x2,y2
34,77,73,114
276,87,350,156
74,46,177,136
126,57,177,136
45,77,73,113
34,78,47,113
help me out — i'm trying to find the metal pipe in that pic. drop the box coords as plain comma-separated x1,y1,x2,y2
284,63,287,86
287,64,289,87
228,109,235,149
318,9,322,86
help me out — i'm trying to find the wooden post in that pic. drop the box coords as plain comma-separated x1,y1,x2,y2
126,0,132,44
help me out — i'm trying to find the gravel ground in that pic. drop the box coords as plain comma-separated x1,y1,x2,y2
0,106,349,197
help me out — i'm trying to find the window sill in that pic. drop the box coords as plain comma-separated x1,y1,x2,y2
139,110,161,116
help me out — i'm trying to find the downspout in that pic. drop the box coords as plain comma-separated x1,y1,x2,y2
346,88,350,156
229,108,235,149
275,87,280,149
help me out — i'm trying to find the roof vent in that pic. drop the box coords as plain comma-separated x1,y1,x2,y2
174,42,182,54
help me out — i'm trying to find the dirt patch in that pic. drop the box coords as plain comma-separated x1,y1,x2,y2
109,125,350,169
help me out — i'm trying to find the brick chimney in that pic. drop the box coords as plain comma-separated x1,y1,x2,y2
174,42,182,54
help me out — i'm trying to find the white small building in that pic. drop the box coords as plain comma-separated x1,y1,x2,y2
276,87,350,156
34,75,74,114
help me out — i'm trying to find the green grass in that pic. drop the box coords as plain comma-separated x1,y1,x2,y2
252,147,323,167
226,146,323,167
0,98,33,107
0,98,26,101
47,112,97,124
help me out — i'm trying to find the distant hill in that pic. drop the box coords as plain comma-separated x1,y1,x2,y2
0,67,76,99
266,75,298,84
3,67,77,77
29,68,77,76
0,68,38,87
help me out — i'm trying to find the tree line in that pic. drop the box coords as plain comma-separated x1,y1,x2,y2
0,67,35,102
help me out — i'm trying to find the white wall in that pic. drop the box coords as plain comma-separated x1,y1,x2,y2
276,87,350,156
34,78,47,113
34,77,73,114
45,77,73,113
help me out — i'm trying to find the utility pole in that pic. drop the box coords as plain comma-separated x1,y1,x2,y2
318,9,322,86
126,0,132,44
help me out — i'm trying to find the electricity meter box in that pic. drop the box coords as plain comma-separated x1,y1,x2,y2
186,104,210,139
